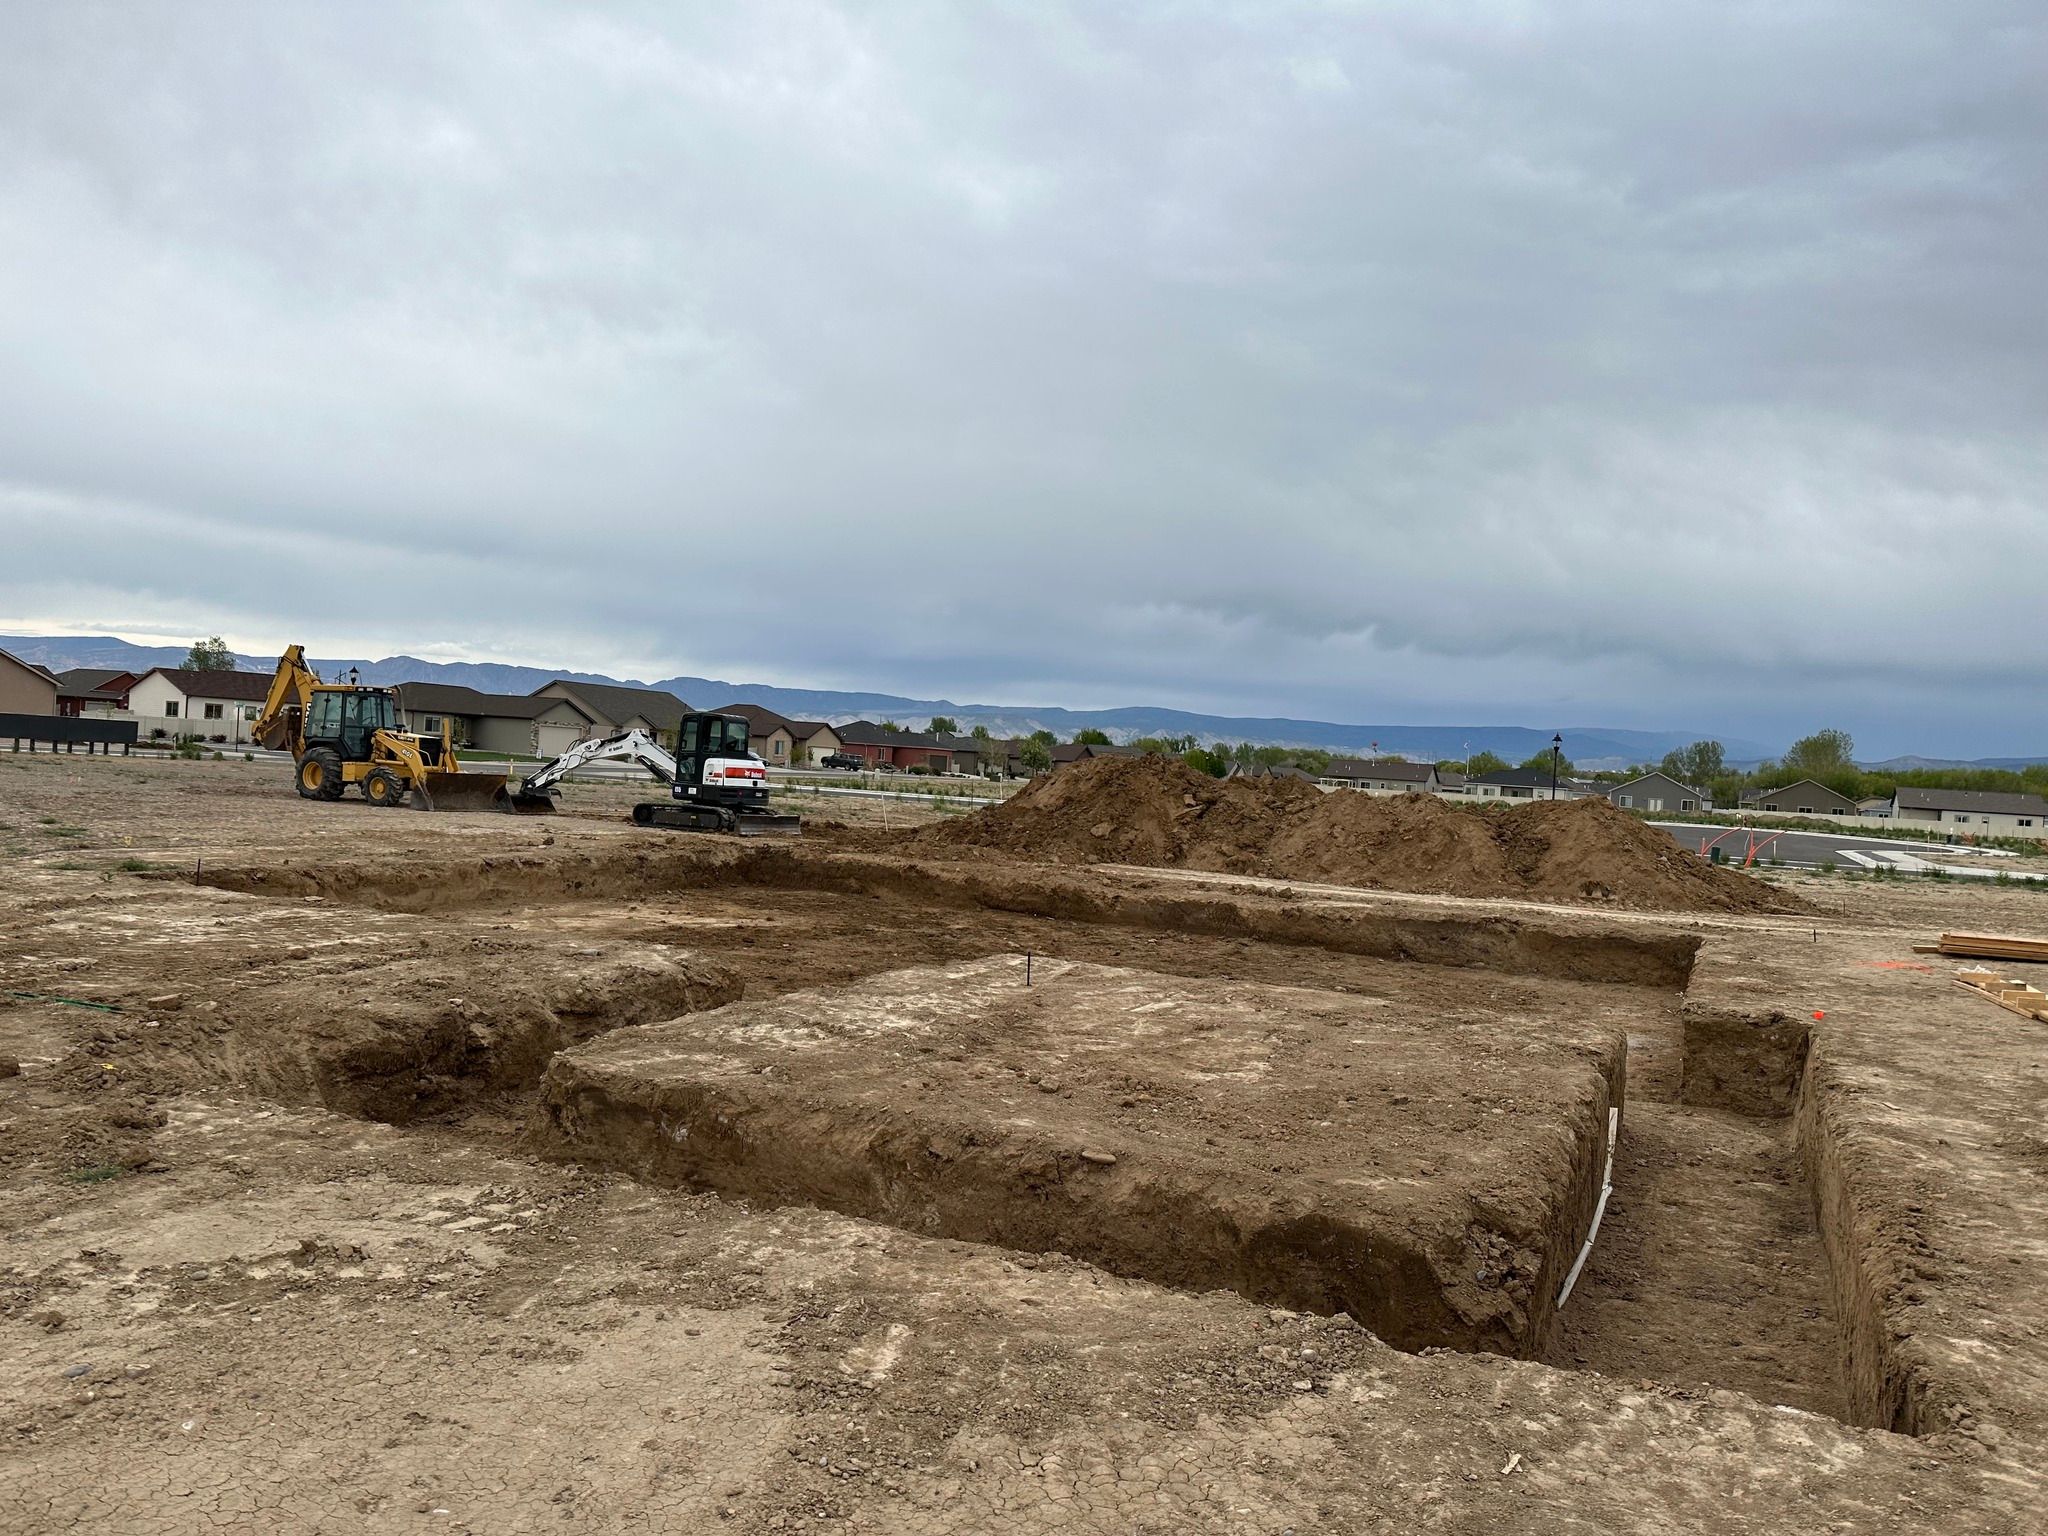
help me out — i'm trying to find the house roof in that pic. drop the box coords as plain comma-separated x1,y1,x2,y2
534,680,688,733
1894,786,2048,817
1740,779,1854,804
837,719,951,750
1232,762,1317,782
138,667,275,703
396,681,594,722
1469,768,1596,791
1608,771,1709,800
721,703,796,735
57,667,133,695
1323,757,1434,782
0,648,61,689
1051,742,1144,763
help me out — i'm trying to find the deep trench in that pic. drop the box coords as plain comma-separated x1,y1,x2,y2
191,847,1907,1428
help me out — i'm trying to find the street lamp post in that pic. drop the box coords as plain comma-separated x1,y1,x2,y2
1550,733,1563,801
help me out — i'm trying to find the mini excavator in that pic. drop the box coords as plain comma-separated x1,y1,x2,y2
512,720,800,836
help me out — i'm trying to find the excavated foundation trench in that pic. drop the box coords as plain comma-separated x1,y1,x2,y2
184,845,1918,1430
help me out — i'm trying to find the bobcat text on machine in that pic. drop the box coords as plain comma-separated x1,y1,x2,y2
251,645,513,811
511,715,801,836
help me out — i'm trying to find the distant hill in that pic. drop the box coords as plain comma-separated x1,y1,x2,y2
1864,754,2048,772
1,632,1769,767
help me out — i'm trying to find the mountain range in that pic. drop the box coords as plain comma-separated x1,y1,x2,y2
3,631,1779,769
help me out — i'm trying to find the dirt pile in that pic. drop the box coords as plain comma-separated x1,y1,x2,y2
915,755,1799,914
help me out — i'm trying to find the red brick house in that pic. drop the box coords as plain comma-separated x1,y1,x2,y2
834,720,954,772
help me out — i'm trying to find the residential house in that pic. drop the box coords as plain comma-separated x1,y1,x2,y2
1229,762,1318,784
1740,779,1861,816
394,682,597,758
835,720,955,772
1891,787,2048,839
0,649,60,716
55,668,138,717
1856,796,1893,818
1050,742,1145,768
716,704,844,767
127,667,274,743
1605,772,1711,813
1319,758,1440,794
1465,768,1599,801
530,680,688,745
1435,768,1467,795
934,732,1018,777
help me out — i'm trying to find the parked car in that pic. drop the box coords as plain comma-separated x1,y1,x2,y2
820,751,866,771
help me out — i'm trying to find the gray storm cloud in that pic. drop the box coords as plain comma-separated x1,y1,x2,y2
0,2,2042,754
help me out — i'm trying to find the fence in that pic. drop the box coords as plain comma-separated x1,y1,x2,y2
2,713,138,754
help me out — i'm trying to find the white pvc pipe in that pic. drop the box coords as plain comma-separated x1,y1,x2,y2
1556,1105,1620,1309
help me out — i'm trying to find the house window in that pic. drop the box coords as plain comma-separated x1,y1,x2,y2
1617,794,1633,807
1797,806,1812,814
1648,798,1665,811
204,703,224,720
1681,799,1697,811
424,716,443,733
163,700,179,717
2021,819,2035,828
1762,802,1777,811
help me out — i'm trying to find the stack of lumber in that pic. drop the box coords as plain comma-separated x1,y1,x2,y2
1925,932,2048,963
1954,969,2048,1022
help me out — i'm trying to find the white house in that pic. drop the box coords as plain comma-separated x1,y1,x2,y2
1891,787,2047,839
126,667,274,744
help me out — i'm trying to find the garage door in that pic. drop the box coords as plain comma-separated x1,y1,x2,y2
534,722,587,759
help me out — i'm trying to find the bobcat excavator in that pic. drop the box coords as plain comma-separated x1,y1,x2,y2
510,717,800,835
251,645,513,811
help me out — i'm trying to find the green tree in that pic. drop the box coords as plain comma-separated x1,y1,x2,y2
1462,750,1508,777
927,716,958,735
1018,738,1052,774
1028,728,1056,747
1183,747,1229,778
1072,728,1111,746
1659,740,1726,787
183,635,235,672
1783,729,1854,775
880,720,902,733
1519,748,1575,776
970,724,992,740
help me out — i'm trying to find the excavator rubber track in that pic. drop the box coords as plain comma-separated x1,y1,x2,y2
631,803,801,837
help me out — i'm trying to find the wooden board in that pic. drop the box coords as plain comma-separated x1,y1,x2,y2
1935,931,2048,964
1953,969,2048,1022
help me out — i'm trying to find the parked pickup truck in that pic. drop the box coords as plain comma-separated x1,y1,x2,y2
819,751,867,771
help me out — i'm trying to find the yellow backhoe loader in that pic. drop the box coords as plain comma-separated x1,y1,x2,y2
251,646,512,811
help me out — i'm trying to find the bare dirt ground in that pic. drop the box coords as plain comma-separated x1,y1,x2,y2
2,751,2045,1532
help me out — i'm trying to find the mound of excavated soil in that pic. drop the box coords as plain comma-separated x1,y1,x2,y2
914,755,1799,914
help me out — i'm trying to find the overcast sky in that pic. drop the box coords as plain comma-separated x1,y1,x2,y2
1,3,2042,755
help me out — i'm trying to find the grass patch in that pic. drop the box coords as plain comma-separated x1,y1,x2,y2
113,857,167,873
65,1164,129,1185
41,825,88,838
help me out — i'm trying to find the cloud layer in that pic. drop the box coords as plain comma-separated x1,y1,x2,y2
2,2,2042,754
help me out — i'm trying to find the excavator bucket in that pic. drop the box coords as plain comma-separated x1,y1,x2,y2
505,786,559,815
734,811,802,838
411,769,513,813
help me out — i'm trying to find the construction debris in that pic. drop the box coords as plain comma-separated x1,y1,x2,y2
1927,931,2048,964
1954,969,2048,1022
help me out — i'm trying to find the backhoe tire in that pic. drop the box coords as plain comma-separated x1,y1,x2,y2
362,767,406,808
297,748,345,802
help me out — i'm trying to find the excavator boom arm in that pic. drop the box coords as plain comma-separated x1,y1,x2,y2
251,644,318,753
519,729,679,797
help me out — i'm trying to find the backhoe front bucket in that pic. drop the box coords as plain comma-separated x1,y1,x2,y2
411,769,512,813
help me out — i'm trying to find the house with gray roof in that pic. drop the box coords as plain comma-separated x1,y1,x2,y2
1892,786,2048,838
395,682,596,758
531,679,689,743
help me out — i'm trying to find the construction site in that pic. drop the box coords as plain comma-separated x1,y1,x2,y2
0,744,2042,1534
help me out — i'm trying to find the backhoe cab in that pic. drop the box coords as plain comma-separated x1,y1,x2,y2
252,646,511,812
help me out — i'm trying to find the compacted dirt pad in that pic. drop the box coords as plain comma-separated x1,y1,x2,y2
537,956,1626,1356
909,754,1800,914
